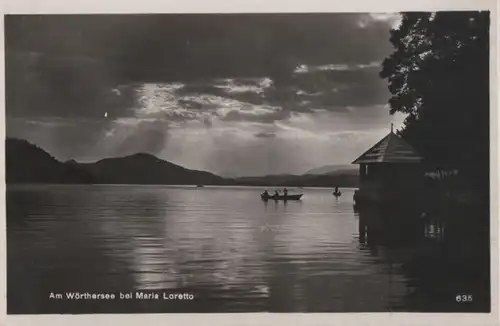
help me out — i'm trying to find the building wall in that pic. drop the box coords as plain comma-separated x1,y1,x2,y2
358,163,424,202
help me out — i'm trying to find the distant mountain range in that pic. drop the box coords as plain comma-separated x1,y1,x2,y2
5,138,359,187
304,164,358,175
234,173,358,188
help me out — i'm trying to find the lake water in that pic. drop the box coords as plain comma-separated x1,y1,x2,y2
7,185,490,313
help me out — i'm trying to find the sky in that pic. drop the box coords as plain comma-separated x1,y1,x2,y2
5,13,405,177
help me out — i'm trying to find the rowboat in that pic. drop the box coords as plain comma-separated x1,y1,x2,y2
261,194,303,201
333,192,342,197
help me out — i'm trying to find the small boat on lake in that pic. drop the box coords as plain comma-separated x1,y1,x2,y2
261,193,303,201
333,191,342,197
196,185,204,188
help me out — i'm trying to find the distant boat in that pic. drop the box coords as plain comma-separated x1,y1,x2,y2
261,193,303,201
196,185,204,188
333,191,342,197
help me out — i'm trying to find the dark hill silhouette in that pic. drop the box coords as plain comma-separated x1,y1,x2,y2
6,138,359,187
5,138,230,185
78,152,230,185
6,138,93,184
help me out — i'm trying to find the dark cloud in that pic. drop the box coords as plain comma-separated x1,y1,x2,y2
177,99,204,110
5,13,397,165
5,51,138,119
220,91,268,107
254,132,277,139
154,110,200,123
6,13,392,114
203,117,213,128
220,109,291,124
176,84,226,97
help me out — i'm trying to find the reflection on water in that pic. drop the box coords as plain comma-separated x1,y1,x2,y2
7,185,490,313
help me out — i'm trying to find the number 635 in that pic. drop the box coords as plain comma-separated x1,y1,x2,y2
456,294,473,302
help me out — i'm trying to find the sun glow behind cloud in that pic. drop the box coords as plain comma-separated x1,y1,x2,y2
367,13,402,29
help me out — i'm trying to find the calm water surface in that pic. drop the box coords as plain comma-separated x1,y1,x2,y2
7,185,490,313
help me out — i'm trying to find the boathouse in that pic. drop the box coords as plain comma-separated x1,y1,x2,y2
352,127,423,205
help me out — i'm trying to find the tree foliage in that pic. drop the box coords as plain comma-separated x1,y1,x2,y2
381,11,490,177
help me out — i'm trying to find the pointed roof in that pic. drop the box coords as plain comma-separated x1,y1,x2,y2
352,132,422,164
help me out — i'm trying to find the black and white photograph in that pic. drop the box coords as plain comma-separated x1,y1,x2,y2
3,6,496,320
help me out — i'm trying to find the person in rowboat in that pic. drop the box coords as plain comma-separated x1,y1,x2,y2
263,190,269,197
283,188,288,196
274,190,280,197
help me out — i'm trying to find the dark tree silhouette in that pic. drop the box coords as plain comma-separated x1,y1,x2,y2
380,11,490,189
